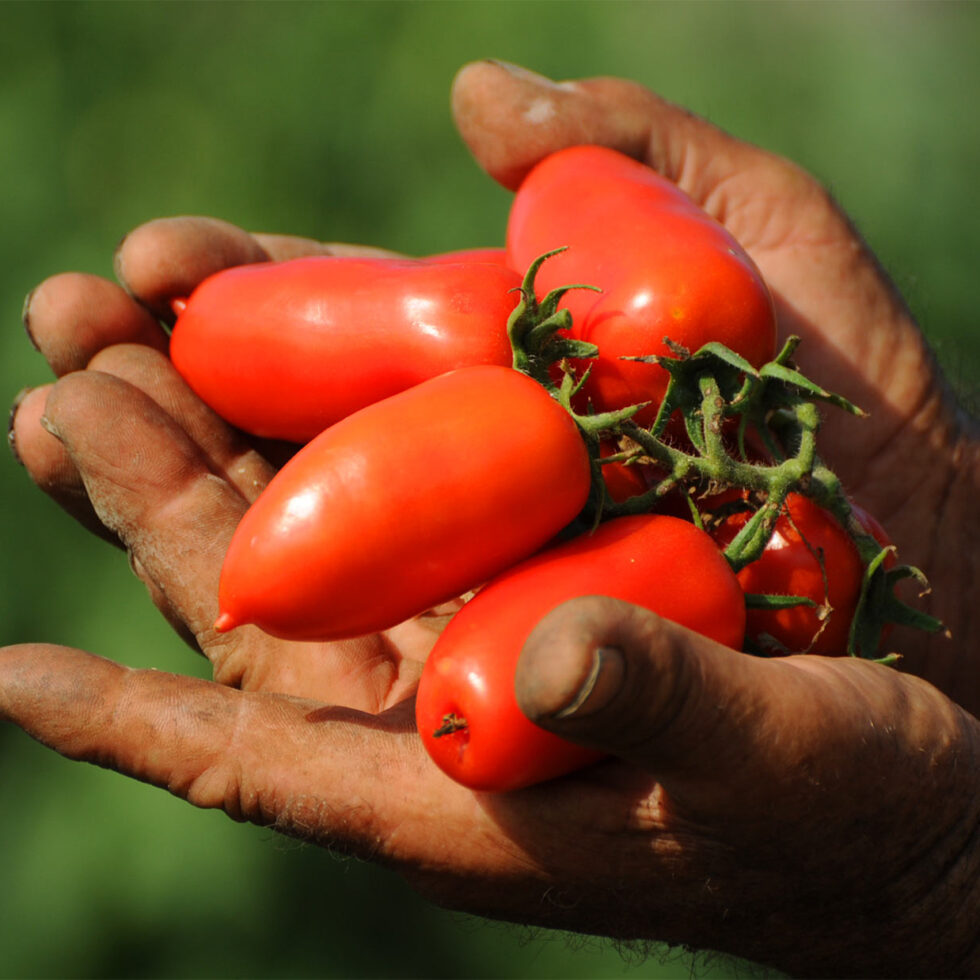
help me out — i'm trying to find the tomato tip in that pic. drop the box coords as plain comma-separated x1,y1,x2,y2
214,611,236,633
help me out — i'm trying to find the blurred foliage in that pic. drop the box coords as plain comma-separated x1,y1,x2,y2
0,1,977,977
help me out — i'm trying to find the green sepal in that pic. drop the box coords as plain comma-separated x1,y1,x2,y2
545,338,600,361
758,361,864,416
847,547,946,659
687,340,759,377
721,495,787,574
744,592,819,610
507,248,601,386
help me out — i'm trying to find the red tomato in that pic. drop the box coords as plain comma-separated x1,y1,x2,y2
170,256,521,443
506,146,777,424
416,514,746,792
215,365,592,641
710,493,889,655
598,439,651,503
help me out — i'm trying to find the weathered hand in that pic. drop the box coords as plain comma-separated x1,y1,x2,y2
3,599,978,977
451,60,980,708
13,217,438,701
5,67,980,979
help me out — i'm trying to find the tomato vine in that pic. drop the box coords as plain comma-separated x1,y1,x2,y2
506,250,945,661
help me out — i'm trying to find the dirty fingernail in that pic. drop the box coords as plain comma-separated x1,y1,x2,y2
551,646,625,720
7,387,34,465
38,413,62,440
22,288,40,351
484,60,562,88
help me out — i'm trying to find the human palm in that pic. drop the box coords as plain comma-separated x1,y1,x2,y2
20,269,437,708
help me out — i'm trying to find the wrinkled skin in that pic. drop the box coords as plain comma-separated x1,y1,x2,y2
5,61,980,977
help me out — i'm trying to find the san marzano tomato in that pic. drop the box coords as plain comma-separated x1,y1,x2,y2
416,514,746,791
170,256,521,443
507,145,777,424
215,365,592,642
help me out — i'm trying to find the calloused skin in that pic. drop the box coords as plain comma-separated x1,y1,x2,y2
4,61,980,976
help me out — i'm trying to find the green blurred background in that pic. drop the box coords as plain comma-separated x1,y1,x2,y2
1,1,977,977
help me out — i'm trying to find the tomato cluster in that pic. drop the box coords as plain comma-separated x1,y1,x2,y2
170,145,911,793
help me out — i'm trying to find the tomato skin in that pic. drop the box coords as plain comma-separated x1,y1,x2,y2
216,365,592,641
416,514,746,792
710,493,889,656
506,146,777,424
170,256,521,443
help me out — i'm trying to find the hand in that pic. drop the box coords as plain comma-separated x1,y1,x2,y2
5,64,980,977
451,61,980,709
3,606,979,976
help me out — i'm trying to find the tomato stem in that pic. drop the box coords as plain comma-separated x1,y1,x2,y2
432,713,468,738
506,253,944,660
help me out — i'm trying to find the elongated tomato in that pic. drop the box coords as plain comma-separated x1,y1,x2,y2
215,365,592,641
507,145,777,424
416,514,746,792
170,256,521,443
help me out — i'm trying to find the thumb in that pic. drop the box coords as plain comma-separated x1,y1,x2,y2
514,595,819,792
451,60,819,248
451,60,660,191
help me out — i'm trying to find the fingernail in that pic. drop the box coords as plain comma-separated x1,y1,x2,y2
484,59,563,89
22,288,40,351
113,230,131,289
551,646,625,720
7,387,32,465
38,413,61,441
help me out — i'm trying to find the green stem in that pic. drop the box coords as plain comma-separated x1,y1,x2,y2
503,253,942,660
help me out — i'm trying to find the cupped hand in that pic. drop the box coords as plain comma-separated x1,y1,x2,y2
5,217,980,978
5,64,980,978
3,601,979,977
14,217,433,702
450,61,978,706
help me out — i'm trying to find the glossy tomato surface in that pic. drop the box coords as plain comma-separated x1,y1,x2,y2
416,514,746,792
711,493,888,655
170,256,521,443
216,365,592,641
507,145,777,424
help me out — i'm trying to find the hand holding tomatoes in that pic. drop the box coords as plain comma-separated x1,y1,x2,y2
7,59,980,980
417,514,745,791
455,60,967,698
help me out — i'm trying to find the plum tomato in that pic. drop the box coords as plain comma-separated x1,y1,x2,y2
416,513,746,792
506,145,777,425
170,256,522,443
215,365,592,642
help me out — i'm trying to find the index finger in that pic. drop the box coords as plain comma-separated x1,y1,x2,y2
116,217,407,324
